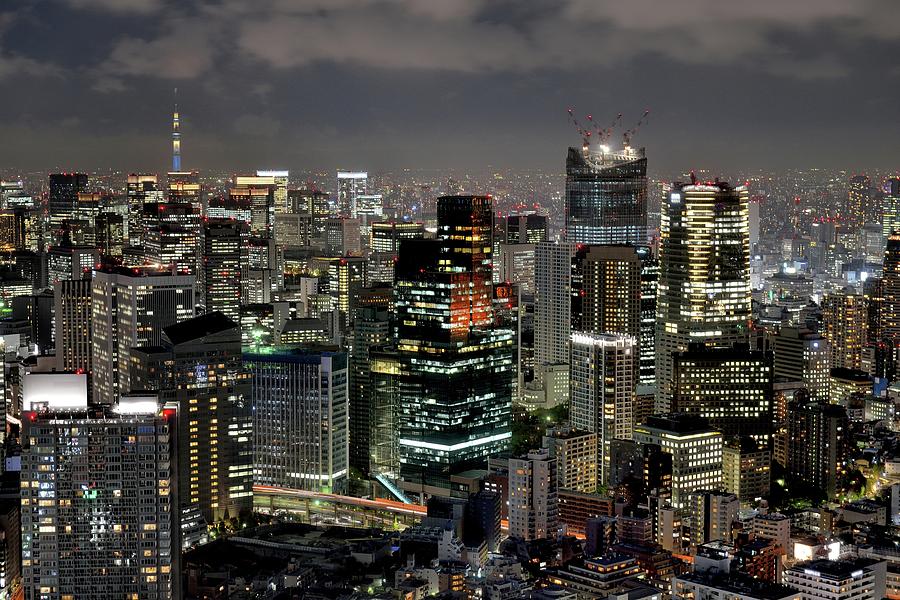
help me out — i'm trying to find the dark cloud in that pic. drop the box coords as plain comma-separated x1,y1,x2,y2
1,0,900,175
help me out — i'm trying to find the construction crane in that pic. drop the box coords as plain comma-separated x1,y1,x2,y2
622,109,650,147
567,107,592,149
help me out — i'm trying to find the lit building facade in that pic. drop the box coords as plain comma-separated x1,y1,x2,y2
245,347,349,494
656,181,750,412
508,449,558,541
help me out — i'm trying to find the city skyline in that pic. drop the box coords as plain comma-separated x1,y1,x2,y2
3,1,900,173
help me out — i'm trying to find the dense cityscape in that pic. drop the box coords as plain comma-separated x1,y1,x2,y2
6,1,900,599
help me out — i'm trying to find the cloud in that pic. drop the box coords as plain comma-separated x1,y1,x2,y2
62,0,164,14
233,114,282,138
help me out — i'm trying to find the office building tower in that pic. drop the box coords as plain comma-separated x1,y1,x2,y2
0,209,25,251
54,278,92,374
633,414,723,508
127,173,160,245
370,348,401,480
821,291,867,371
321,256,368,320
883,233,900,350
395,197,514,493
573,245,642,358
883,179,900,240
325,217,362,256
337,171,367,217
437,195,494,330
570,332,635,484
508,449,558,541
564,144,647,245
534,241,575,392
506,213,548,244
166,170,202,207
498,243,536,295
848,174,871,228
722,437,771,506
48,173,88,243
542,427,598,493
142,201,200,274
232,175,277,238
688,490,739,546
828,367,871,406
348,306,392,475
200,219,242,322
772,327,830,401
352,193,383,223
245,347,349,494
96,211,125,257
91,267,195,405
256,170,288,213
20,393,178,599
371,221,425,253
636,246,658,386
656,180,751,412
130,312,253,526
672,343,773,442
47,245,97,286
787,399,849,498
784,558,885,600
752,513,791,558
287,188,330,245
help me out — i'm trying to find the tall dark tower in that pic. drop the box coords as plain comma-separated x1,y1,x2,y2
565,145,647,245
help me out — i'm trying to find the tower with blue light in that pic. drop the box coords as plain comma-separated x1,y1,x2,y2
172,88,181,171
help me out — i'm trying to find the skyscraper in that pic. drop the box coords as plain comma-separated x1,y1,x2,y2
54,278,92,375
847,174,870,228
656,180,751,412
883,179,900,241
564,145,647,245
672,343,773,443
883,234,900,356
233,175,277,238
126,173,161,246
130,312,253,526
245,346,349,494
395,196,514,495
534,240,575,393
821,290,867,371
200,218,243,322
772,327,830,401
337,171,367,217
91,267,195,405
787,399,849,498
20,391,178,599
142,201,200,274
49,173,88,244
506,213,548,244
570,332,635,485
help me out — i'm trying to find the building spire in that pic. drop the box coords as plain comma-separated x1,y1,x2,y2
172,88,181,172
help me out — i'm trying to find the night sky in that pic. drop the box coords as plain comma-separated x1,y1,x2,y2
3,0,900,175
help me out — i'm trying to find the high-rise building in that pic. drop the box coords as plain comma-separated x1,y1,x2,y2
166,170,202,207
233,175,277,238
564,145,647,245
534,241,575,391
91,267,195,405
286,188,330,246
96,211,125,257
821,291,868,371
542,426,598,493
722,437,771,506
883,179,900,241
395,196,514,494
337,171,367,217
142,201,200,274
126,173,161,246
570,332,635,485
48,173,88,243
256,170,289,213
772,327,830,401
672,343,773,443
883,234,900,354
54,278,92,374
245,346,349,494
656,180,751,412
637,246,658,387
20,392,178,599
506,213,548,244
508,449,558,541
129,312,253,527
633,414,723,508
498,243,536,295
847,174,871,228
200,218,242,322
787,399,849,498
348,306,392,475
572,245,641,348
371,221,425,253
325,217,362,256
